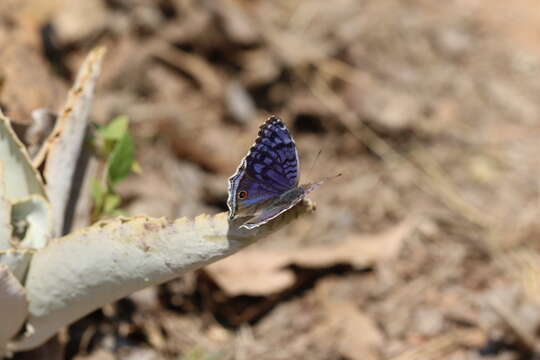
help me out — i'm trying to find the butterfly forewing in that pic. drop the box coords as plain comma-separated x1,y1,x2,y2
227,117,300,220
246,117,299,190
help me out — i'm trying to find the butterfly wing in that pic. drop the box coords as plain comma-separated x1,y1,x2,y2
227,116,300,220
240,180,324,229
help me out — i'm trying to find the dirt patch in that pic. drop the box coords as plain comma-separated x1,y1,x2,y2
6,0,540,359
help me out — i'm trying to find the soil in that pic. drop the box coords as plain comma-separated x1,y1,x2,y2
4,0,540,359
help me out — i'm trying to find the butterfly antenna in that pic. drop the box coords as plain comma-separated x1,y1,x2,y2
306,148,323,182
323,172,343,182
306,140,343,184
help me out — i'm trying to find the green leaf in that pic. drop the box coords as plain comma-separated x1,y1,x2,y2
98,115,128,141
111,208,128,217
91,115,135,221
180,347,219,360
131,161,142,174
107,133,135,186
103,193,121,214
90,181,106,211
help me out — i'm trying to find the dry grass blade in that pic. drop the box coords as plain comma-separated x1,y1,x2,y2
390,328,485,360
153,42,223,99
503,250,540,307
488,293,540,353
493,249,540,353
303,61,496,229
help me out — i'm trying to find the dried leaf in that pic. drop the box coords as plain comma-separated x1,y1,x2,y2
390,329,486,360
324,301,383,360
263,28,333,67
154,45,223,99
207,219,417,295
211,0,260,45
0,40,66,125
52,0,109,44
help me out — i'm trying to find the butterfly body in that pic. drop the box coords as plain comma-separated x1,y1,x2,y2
227,116,329,229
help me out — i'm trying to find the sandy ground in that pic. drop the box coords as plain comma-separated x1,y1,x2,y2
4,0,540,359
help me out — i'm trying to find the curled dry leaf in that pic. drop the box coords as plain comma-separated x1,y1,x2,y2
310,278,383,360
206,219,417,296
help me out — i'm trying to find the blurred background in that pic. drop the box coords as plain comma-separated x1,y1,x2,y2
4,0,540,359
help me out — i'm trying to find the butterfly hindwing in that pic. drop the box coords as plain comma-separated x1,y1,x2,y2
240,182,323,229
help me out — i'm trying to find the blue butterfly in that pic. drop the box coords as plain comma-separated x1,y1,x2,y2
227,116,338,230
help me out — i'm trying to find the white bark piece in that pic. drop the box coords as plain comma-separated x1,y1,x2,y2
0,195,11,250
0,196,52,283
0,159,12,249
39,47,106,237
13,201,313,351
12,195,53,250
0,111,46,202
0,251,32,285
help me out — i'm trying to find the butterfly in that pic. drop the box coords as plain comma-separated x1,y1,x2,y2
227,116,339,230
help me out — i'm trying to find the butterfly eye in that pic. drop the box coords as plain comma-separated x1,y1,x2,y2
238,191,248,199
